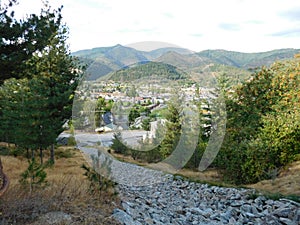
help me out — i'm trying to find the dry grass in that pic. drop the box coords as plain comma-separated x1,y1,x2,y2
0,147,121,225
247,161,300,196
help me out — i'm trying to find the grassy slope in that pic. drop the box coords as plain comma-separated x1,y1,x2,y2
0,147,121,225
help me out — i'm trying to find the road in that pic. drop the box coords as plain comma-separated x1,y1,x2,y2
73,130,148,148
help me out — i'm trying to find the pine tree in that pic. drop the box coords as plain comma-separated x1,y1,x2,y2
159,93,182,158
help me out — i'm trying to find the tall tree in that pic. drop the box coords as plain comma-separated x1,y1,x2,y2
158,93,182,158
22,14,82,163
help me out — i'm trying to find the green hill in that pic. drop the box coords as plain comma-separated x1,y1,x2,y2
103,62,188,82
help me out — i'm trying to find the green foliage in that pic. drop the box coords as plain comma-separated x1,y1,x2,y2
0,145,24,157
193,64,251,88
130,147,162,163
185,99,211,169
94,97,114,127
67,136,77,146
128,107,140,125
215,56,300,184
0,78,56,150
158,96,182,158
0,2,64,83
197,49,299,69
0,146,10,156
55,148,75,159
20,158,48,193
142,118,151,131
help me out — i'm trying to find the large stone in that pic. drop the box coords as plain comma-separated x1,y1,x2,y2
273,207,292,218
279,217,296,225
241,204,252,213
34,211,72,225
113,208,142,225
293,209,300,223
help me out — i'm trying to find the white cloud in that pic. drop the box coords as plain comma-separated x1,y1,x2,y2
5,0,300,52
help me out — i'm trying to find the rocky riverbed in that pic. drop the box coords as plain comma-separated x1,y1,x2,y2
113,176,300,225
75,136,300,225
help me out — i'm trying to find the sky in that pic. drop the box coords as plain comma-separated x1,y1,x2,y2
5,0,300,53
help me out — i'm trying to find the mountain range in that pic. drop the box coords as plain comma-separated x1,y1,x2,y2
72,44,299,84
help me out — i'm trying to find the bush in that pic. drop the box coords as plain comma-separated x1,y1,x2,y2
20,158,48,193
67,136,77,146
0,146,10,156
81,164,115,194
55,147,75,159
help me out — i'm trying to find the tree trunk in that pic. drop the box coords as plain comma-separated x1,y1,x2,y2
50,144,55,164
31,149,35,160
0,157,10,197
26,148,30,159
40,148,43,165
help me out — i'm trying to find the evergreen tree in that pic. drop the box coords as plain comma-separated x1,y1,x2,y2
159,93,182,158
128,107,140,126
20,158,48,194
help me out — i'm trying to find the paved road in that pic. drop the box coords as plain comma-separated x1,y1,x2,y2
73,130,147,148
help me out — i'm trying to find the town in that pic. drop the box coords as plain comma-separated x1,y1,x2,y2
73,79,214,146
